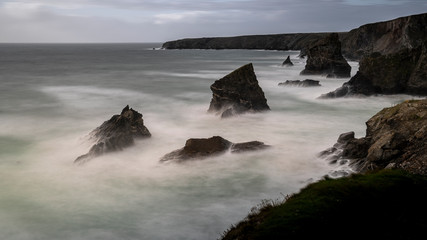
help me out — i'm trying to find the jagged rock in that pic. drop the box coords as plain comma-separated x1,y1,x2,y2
278,79,321,87
160,136,270,162
320,42,427,98
319,99,427,175
282,56,293,66
300,33,351,78
75,105,151,164
208,63,270,118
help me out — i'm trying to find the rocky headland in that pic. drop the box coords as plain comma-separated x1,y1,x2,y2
320,99,427,175
160,136,269,162
162,13,427,61
321,41,427,98
208,63,270,118
300,33,351,78
75,105,151,163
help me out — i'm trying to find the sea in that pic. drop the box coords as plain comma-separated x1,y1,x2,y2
0,43,415,240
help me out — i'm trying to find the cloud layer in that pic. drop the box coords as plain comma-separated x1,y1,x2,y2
0,0,425,42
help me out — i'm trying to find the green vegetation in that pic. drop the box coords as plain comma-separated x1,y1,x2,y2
221,170,427,240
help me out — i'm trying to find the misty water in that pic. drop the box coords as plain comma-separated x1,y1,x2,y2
0,43,414,240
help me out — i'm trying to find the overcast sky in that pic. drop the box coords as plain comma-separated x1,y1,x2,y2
0,0,425,43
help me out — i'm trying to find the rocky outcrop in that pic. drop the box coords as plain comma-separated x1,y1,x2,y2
300,33,351,78
341,12,427,60
278,79,320,87
319,99,427,175
160,136,269,162
208,63,270,118
282,56,293,66
75,105,151,163
320,42,427,98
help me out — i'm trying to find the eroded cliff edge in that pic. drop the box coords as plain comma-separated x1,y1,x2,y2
163,13,427,60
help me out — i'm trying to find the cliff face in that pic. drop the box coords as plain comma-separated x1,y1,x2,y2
341,13,427,60
320,42,427,97
162,33,335,51
162,13,427,60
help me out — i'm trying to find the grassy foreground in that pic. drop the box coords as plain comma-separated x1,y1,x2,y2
220,170,427,240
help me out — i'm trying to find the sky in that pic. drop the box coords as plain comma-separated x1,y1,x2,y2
0,0,426,43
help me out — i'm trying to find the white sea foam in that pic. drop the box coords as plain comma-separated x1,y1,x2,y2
0,44,416,240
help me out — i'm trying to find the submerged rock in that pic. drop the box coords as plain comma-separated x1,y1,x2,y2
160,136,269,162
75,105,151,164
208,63,270,118
300,33,351,78
320,43,427,98
278,79,320,87
319,99,427,175
282,55,293,66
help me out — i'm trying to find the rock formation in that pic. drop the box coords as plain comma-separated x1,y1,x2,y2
163,13,427,61
300,33,351,78
208,63,270,118
319,99,427,175
282,56,293,66
341,12,427,60
75,105,151,163
160,136,269,162
278,79,320,87
320,42,427,98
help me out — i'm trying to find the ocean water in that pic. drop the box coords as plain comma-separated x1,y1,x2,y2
0,43,414,240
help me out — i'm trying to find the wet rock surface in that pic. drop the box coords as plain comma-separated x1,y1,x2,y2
75,105,151,164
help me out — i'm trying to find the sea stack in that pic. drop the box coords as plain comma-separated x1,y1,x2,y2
208,63,270,118
75,105,151,164
282,55,293,66
300,33,351,78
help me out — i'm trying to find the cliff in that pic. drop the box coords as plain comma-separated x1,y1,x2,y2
162,13,427,60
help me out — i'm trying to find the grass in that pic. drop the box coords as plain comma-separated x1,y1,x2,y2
220,170,427,240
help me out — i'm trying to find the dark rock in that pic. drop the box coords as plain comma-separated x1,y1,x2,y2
278,79,321,87
282,55,293,66
341,13,427,60
208,63,270,117
160,136,269,162
300,33,351,78
75,105,151,164
319,99,427,175
320,42,427,98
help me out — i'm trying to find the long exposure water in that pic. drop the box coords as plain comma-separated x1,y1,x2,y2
0,43,414,240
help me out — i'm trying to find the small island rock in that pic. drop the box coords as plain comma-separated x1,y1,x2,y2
282,55,293,66
75,105,151,164
278,79,321,87
160,136,270,162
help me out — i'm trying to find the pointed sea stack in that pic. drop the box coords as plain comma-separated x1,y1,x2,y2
300,33,351,78
208,63,270,118
75,105,151,164
282,55,293,66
